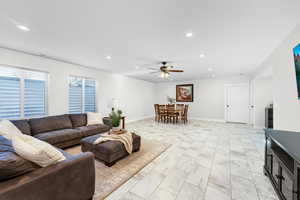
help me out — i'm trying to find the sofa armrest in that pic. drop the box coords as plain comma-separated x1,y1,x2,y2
0,152,95,200
103,117,112,128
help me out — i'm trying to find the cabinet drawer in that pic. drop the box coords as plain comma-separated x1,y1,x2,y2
281,167,294,200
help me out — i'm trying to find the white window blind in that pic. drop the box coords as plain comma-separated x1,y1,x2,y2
0,77,21,119
0,66,48,119
69,76,96,114
69,77,83,114
84,79,96,112
24,79,46,118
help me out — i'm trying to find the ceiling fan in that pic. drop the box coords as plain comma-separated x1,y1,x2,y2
149,61,184,78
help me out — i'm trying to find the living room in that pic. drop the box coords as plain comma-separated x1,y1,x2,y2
1,1,300,200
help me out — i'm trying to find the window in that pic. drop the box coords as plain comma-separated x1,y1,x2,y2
69,76,96,114
0,66,48,119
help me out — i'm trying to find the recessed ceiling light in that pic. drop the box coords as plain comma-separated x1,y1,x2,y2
211,74,216,78
106,55,111,60
200,54,205,58
135,66,139,69
208,67,213,71
185,32,193,38
16,25,30,32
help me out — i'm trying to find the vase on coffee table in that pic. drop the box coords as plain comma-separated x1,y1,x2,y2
112,126,121,131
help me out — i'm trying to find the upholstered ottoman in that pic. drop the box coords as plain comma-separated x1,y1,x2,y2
80,133,141,166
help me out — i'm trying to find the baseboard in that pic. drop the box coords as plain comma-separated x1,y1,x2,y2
190,117,226,123
253,126,265,130
127,115,153,124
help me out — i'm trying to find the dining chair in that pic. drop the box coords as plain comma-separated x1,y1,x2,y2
182,105,189,124
166,104,178,124
176,104,184,112
176,104,184,121
158,105,168,123
154,104,159,121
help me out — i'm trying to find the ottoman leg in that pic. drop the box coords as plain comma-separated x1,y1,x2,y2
105,161,116,167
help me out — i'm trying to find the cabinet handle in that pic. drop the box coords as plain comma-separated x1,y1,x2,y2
293,190,299,195
275,174,285,180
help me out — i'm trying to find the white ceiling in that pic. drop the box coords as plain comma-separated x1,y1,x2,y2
0,0,300,82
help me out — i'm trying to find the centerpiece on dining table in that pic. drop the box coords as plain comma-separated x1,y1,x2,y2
167,96,176,105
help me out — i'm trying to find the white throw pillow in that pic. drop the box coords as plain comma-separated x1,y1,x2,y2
0,120,23,139
11,134,66,167
87,112,103,125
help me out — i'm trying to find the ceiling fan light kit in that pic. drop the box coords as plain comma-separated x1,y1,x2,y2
150,61,184,79
160,71,170,78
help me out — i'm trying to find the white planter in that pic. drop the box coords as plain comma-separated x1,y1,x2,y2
112,126,121,131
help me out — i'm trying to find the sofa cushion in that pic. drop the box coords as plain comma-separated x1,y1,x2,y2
29,115,73,135
12,134,66,167
0,136,39,181
34,129,84,145
87,112,103,125
76,124,110,137
69,114,87,128
0,120,24,140
11,120,31,135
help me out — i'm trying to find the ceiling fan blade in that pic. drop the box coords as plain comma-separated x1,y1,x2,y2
168,70,184,72
148,67,159,70
149,70,160,74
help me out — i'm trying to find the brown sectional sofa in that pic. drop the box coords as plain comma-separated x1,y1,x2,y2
12,113,111,148
0,113,111,200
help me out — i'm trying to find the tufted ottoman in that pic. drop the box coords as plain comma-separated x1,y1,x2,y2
80,133,141,166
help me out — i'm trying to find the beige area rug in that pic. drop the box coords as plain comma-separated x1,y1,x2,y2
65,139,171,200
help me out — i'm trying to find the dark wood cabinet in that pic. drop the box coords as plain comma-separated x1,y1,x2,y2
264,129,300,200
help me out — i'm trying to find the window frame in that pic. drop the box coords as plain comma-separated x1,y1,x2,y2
68,75,97,114
0,64,49,119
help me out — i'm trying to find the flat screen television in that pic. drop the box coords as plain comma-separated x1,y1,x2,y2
293,44,300,99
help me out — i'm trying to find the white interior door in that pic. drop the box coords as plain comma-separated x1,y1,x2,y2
225,84,250,123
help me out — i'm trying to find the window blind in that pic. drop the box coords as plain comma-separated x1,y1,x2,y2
24,79,46,118
0,66,48,119
84,79,96,112
69,77,97,113
69,77,83,114
0,76,21,119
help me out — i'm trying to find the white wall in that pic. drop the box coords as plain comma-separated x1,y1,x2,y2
0,48,155,122
258,23,300,131
253,77,273,128
155,76,251,121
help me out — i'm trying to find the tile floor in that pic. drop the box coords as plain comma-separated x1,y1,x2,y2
105,119,278,200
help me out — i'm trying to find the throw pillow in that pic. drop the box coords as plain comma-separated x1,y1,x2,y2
87,112,103,125
0,120,24,140
0,136,39,181
11,134,66,167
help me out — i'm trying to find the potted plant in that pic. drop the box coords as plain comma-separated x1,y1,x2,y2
109,109,123,131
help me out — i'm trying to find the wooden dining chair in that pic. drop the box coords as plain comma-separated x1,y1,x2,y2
176,104,184,121
182,105,189,124
158,105,168,123
154,104,159,121
176,104,184,111
166,104,178,124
